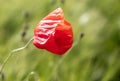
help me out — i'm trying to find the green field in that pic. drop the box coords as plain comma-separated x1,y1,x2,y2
0,0,120,81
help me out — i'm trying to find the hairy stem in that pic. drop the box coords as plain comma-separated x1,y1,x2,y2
0,37,34,74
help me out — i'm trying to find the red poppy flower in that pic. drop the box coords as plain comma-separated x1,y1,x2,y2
33,8,73,55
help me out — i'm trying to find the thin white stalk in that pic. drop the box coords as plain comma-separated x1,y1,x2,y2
0,37,34,74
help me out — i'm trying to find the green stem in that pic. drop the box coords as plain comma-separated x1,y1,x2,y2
45,33,83,81
45,42,78,81
0,37,34,74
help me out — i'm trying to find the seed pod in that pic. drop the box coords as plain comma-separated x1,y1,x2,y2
60,0,65,4
23,11,30,19
0,72,5,81
21,31,26,38
79,32,84,39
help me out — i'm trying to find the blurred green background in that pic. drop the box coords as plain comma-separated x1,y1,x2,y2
0,0,120,81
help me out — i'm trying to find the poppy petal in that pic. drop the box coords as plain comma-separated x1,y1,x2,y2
33,8,73,55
